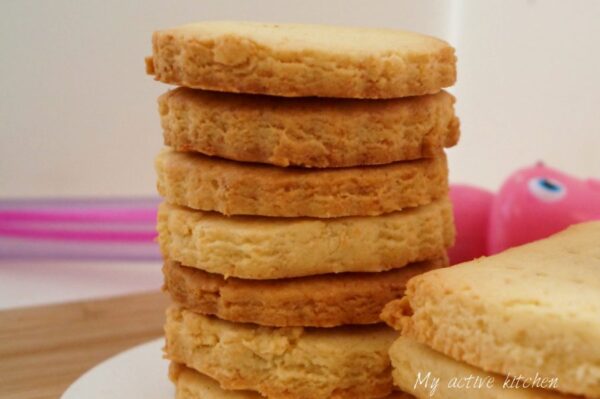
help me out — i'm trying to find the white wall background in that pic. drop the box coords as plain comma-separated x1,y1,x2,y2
1,0,599,197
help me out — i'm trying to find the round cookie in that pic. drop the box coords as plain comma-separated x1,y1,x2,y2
157,197,455,279
169,363,415,399
165,306,397,399
158,88,459,168
162,257,447,328
169,363,258,399
146,21,456,99
155,149,449,218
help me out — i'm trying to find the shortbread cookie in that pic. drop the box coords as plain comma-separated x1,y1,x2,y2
389,337,579,399
170,363,415,399
156,149,449,218
165,306,397,399
158,88,459,167
381,222,600,398
170,363,260,399
157,197,454,279
146,21,456,98
163,257,447,327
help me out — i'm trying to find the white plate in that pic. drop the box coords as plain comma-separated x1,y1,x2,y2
61,338,173,399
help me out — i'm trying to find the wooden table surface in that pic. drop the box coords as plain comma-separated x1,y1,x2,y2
0,291,169,399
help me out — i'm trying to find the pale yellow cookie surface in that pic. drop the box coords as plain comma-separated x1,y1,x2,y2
146,21,456,98
382,222,600,398
165,307,397,399
156,148,449,218
157,197,455,279
158,88,459,167
388,337,580,399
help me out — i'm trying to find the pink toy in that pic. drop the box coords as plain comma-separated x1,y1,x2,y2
449,163,600,265
448,184,494,264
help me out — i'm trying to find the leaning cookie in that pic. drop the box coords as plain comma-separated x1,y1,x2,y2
165,306,397,399
146,21,456,99
163,257,447,328
382,222,600,399
157,197,454,279
169,363,415,399
158,88,459,167
156,148,449,217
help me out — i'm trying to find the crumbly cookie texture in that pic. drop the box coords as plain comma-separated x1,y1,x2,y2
157,197,455,279
162,257,447,328
146,21,456,99
382,222,600,399
158,88,459,167
169,363,260,399
165,307,397,399
155,148,449,218
388,337,579,399
169,363,415,399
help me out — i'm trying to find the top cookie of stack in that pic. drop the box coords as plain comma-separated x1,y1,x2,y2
146,21,455,99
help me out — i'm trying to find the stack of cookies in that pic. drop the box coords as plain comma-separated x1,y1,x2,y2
146,21,459,399
382,222,600,398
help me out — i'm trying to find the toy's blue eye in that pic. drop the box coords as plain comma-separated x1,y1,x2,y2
528,177,567,202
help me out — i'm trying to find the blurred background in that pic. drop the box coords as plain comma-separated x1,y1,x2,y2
1,0,599,307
